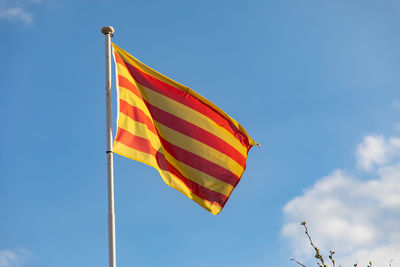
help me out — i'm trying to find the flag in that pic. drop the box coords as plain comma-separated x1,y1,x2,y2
112,43,258,215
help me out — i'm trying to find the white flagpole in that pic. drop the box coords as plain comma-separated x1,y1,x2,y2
101,25,116,267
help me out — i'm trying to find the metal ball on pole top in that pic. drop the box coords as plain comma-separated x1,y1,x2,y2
101,25,116,267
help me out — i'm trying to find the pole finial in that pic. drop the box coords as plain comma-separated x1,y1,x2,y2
101,26,115,36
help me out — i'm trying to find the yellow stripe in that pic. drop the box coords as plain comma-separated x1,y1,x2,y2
118,87,153,120
137,83,248,157
116,62,137,85
117,113,162,149
113,140,158,169
155,123,244,177
112,43,257,147
117,115,234,197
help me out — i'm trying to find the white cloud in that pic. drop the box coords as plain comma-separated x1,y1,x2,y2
0,7,32,24
356,135,400,171
0,249,33,267
0,251,17,267
282,135,400,267
0,0,44,24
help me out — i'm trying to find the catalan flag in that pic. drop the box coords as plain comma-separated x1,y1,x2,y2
112,44,257,215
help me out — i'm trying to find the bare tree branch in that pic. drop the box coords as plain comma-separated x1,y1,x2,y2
292,222,376,267
301,221,327,267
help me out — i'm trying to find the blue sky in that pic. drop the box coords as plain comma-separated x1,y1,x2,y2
1,0,400,266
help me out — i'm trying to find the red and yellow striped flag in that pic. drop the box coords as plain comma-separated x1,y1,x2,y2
112,43,258,215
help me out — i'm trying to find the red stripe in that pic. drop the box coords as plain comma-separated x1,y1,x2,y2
158,137,240,187
117,74,247,168
118,75,141,97
116,54,251,149
115,128,154,155
119,99,158,135
114,51,126,66
115,128,228,207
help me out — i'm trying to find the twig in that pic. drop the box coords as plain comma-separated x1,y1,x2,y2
301,222,327,267
329,251,335,267
291,258,307,267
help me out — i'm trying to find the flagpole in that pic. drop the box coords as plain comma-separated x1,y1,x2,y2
101,25,116,267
